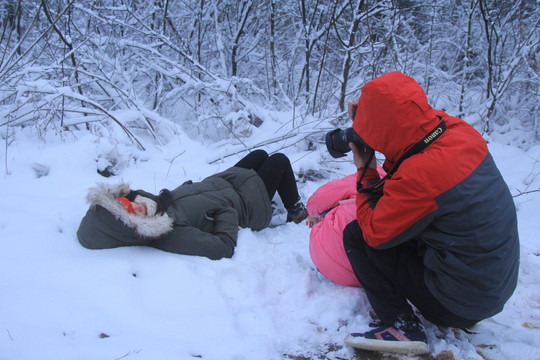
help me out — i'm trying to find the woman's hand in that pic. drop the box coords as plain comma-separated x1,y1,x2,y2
306,215,320,228
350,142,377,170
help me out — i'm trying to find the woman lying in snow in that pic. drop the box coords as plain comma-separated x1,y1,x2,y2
306,166,386,287
77,150,308,260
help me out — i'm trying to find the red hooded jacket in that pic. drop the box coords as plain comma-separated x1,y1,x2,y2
352,71,519,321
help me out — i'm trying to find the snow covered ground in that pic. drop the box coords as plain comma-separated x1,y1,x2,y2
1,115,539,360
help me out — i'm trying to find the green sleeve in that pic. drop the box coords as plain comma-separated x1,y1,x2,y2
151,207,239,260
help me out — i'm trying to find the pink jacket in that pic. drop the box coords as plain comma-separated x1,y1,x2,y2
307,167,385,287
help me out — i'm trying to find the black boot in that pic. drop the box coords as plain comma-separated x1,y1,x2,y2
286,200,308,224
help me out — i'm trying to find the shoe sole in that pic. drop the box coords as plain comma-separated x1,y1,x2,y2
344,334,430,355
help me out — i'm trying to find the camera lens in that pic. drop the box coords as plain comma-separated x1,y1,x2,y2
325,127,371,158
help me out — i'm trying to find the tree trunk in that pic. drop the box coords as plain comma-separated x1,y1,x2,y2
339,0,365,112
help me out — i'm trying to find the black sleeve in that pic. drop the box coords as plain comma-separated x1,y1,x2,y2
366,180,384,209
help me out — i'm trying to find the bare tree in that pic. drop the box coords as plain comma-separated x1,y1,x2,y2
0,0,538,152
268,0,278,100
334,0,365,112
296,0,338,99
208,0,258,77
478,0,539,133
458,0,479,118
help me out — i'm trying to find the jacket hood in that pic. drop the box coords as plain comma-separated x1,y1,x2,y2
85,182,173,239
353,71,446,163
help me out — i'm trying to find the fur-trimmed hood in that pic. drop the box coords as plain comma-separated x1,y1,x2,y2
77,182,174,251
86,182,173,239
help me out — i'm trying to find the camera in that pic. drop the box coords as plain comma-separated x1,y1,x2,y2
325,127,372,158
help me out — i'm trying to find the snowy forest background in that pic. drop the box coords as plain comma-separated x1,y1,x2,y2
1,0,539,160
1,1,540,360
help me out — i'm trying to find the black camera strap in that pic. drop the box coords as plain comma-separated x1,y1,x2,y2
357,118,447,193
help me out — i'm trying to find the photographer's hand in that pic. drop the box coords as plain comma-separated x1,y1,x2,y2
350,142,376,170
348,101,358,120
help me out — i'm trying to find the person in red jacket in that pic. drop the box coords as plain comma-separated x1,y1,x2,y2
342,72,519,355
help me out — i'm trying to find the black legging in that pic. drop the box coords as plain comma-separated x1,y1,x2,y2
234,150,300,209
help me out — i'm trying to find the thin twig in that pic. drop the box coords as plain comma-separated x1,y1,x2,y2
209,133,298,163
513,189,540,197
166,151,186,178
115,349,141,360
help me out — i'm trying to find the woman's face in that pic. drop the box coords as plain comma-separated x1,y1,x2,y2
132,201,147,216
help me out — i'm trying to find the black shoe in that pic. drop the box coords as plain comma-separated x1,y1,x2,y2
368,319,386,328
286,201,308,224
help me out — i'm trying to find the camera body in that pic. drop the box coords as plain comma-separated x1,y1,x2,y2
325,127,372,158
